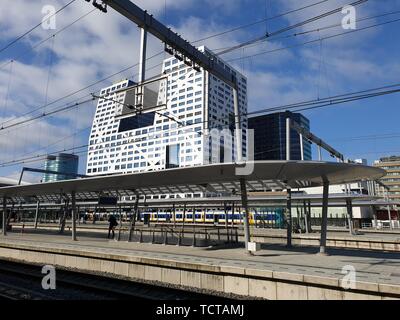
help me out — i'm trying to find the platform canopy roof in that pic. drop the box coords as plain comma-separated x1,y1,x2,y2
0,177,29,188
15,194,395,209
0,161,385,203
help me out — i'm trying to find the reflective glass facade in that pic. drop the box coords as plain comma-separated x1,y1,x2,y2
248,111,312,161
43,153,79,182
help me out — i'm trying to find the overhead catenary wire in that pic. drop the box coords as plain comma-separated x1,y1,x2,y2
14,126,92,162
0,0,342,128
0,52,165,129
214,8,400,54
0,8,97,72
0,145,89,168
0,0,367,130
4,10,399,134
2,79,400,169
227,16,400,63
1,60,14,120
0,60,165,135
246,83,400,117
3,0,400,169
0,0,77,56
216,0,368,56
191,0,331,44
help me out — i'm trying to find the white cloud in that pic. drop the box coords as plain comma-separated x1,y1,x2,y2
0,0,399,174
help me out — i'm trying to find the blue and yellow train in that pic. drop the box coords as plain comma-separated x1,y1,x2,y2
141,207,285,227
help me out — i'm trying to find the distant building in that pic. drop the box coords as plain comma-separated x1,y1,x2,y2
374,156,400,202
354,159,368,166
43,153,79,182
248,111,312,161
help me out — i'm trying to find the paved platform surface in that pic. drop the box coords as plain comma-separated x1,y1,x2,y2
10,222,400,244
0,230,399,287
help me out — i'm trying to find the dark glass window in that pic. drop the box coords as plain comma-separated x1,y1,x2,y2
118,112,155,133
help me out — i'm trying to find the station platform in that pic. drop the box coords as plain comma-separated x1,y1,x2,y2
0,230,399,300
10,222,400,252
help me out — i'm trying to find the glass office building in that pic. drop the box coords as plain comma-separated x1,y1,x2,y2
43,153,79,182
248,111,312,161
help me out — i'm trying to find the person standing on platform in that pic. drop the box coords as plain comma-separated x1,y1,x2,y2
108,214,118,239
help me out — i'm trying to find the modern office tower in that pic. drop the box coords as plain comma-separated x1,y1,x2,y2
86,46,248,176
248,111,312,161
374,156,400,202
42,153,79,182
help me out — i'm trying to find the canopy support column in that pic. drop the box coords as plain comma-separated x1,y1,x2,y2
386,189,393,230
319,182,330,255
300,133,304,161
286,188,292,247
178,204,187,246
303,200,309,234
117,204,123,241
224,202,229,243
128,195,139,242
372,206,378,230
2,196,6,236
34,201,40,229
240,178,252,254
346,199,355,236
71,191,77,241
233,87,242,162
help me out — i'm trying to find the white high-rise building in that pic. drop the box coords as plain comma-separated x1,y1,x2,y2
86,46,248,176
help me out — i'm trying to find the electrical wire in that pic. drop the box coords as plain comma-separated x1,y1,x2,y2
227,16,400,62
2,81,400,169
0,0,340,127
191,0,331,44
0,8,96,72
216,0,367,56
0,0,77,56
0,52,165,129
213,8,400,54
3,0,400,168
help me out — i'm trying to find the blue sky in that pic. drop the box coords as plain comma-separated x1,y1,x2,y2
0,0,400,181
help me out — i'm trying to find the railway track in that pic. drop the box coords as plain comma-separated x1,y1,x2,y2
0,260,218,300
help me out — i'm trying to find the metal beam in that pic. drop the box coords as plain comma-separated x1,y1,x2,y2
290,120,344,161
138,27,147,83
19,167,87,185
102,0,237,88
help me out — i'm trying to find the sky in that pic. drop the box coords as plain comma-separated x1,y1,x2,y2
0,0,400,182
